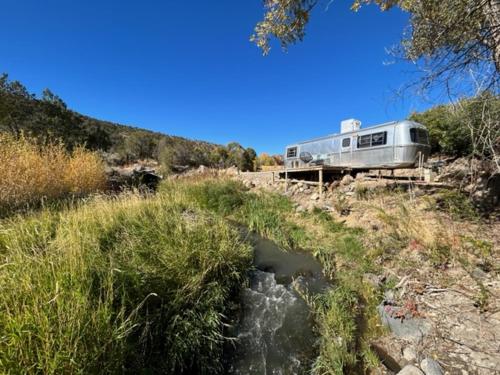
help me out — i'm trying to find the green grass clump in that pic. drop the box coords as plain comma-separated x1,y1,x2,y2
180,179,247,215
434,189,479,220
237,193,307,250
312,286,358,374
171,178,307,250
0,188,252,374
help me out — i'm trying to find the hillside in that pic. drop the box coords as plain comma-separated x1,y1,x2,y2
0,74,256,170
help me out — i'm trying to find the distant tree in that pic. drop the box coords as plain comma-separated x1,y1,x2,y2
257,152,275,166
0,74,35,134
225,142,256,171
209,146,229,168
244,147,257,171
42,89,67,109
83,120,112,151
272,154,284,165
252,0,500,92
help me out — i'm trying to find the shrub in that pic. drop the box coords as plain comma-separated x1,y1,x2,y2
434,190,479,220
0,133,106,215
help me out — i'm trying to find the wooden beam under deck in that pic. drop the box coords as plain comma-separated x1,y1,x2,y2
281,165,350,173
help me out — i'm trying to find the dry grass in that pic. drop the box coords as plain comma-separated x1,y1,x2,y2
0,133,106,214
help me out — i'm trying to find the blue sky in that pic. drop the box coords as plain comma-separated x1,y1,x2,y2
1,0,437,154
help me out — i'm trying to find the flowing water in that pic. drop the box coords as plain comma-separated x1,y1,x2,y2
225,234,328,375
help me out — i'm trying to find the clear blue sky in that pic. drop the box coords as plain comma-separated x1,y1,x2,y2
1,0,438,154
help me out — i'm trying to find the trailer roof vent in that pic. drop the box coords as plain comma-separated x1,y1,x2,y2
341,119,361,134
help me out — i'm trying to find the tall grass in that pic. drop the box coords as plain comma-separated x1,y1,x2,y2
166,178,382,373
0,186,252,374
169,178,307,250
0,133,106,215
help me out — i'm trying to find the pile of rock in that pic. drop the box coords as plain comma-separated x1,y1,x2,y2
436,157,500,210
108,165,162,191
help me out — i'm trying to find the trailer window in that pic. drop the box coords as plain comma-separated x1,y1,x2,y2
357,135,371,148
287,147,297,158
371,131,387,146
357,131,387,148
410,128,429,144
342,138,351,147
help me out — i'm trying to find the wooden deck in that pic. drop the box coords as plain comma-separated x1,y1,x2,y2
276,165,351,200
270,165,447,201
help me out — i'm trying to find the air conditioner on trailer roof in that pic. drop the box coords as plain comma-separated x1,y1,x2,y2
341,119,361,134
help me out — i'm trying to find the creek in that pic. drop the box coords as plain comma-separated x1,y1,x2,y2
225,233,329,375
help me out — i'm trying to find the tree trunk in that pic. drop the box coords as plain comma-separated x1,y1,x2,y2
484,0,500,71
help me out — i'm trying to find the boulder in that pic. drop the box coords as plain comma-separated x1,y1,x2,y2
378,304,432,341
341,174,355,185
403,347,418,363
295,205,306,213
397,365,424,375
310,193,320,201
420,358,443,375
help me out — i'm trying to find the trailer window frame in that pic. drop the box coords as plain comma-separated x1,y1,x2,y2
286,147,298,158
357,131,387,149
342,138,351,148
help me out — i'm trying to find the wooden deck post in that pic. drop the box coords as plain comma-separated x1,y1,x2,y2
285,168,288,193
319,168,323,201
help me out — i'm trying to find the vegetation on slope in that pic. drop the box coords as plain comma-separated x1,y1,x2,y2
410,92,500,158
0,133,106,216
0,185,252,374
0,74,257,171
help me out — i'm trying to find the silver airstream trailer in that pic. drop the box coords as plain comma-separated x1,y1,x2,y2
284,119,431,170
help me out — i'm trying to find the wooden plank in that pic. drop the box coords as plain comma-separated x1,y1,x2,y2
276,179,321,186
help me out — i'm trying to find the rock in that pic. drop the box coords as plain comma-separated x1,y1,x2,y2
397,365,424,375
378,304,432,341
363,273,383,288
472,267,488,280
420,358,443,375
370,343,403,373
310,193,320,201
329,181,340,191
403,347,417,363
384,290,395,303
295,205,306,213
341,174,354,185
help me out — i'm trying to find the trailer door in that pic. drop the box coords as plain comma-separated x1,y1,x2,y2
340,136,352,167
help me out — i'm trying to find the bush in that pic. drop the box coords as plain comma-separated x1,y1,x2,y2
434,190,479,220
0,189,252,374
0,133,106,215
182,179,247,215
